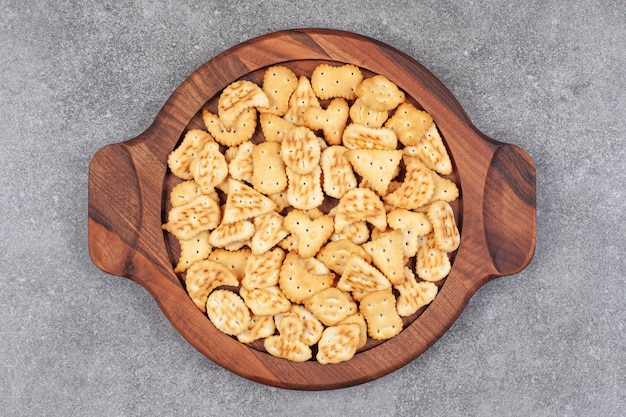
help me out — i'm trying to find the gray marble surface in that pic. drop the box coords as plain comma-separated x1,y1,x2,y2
1,1,624,416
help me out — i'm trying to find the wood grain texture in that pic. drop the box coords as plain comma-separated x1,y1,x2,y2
88,29,536,390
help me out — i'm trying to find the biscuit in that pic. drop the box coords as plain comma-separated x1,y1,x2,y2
342,123,398,150
316,323,361,364
416,233,452,281
337,313,368,349
208,220,255,250
167,129,214,180
330,221,370,245
427,200,460,252
280,126,321,175
283,209,334,258
395,267,438,316
189,141,229,194
283,75,321,126
251,141,288,195
259,65,298,116
236,314,276,344
162,195,221,241
228,141,256,183
387,208,433,257
218,79,269,131
303,98,350,145
279,251,335,304
362,229,405,286
383,156,435,210
310,63,363,100
336,256,391,293
384,102,433,147
411,122,452,175
286,166,324,210
259,113,294,142
202,107,257,147
360,290,403,340
221,179,277,224
355,75,405,112
240,285,291,317
346,149,403,196
264,312,312,362
319,145,357,199
185,259,239,312
349,98,389,128
304,287,357,326
169,180,202,208
206,289,251,336
241,247,285,290
280,304,324,346
207,248,251,282
174,230,212,273
316,238,371,275
334,188,387,233
250,212,289,255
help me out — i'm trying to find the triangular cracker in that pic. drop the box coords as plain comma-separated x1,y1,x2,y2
283,75,321,126
346,149,403,195
222,178,277,224
362,229,405,285
336,256,391,292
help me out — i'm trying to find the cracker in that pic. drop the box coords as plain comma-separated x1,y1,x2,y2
383,156,435,210
310,63,363,100
283,209,334,258
206,289,251,336
221,179,277,224
395,267,438,316
250,212,289,255
387,208,433,257
236,314,276,344
277,234,297,252
283,75,321,126
174,230,212,273
334,188,387,233
427,170,459,203
384,102,433,147
202,107,257,147
264,312,312,362
207,248,251,282
349,98,389,128
218,79,269,131
162,195,221,241
286,165,324,210
251,141,287,195
241,247,285,290
280,126,321,175
259,113,294,143
303,98,350,145
185,259,239,312
304,287,357,326
259,65,298,116
281,304,324,346
279,251,335,304
416,233,452,281
319,145,357,199
337,313,368,349
342,123,398,150
208,220,255,250
362,229,405,286
427,200,460,252
360,290,403,340
316,323,361,364
346,149,403,196
167,129,214,180
267,190,290,213
410,122,452,175
316,238,371,275
336,256,392,292
189,141,229,194
240,285,291,317
169,180,202,208
228,141,256,183
355,74,405,112
330,221,370,245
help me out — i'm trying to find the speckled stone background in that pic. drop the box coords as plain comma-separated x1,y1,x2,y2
1,1,624,416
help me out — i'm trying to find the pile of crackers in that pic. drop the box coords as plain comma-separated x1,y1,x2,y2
162,63,460,364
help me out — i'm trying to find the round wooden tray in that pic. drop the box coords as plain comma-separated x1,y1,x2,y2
88,29,536,390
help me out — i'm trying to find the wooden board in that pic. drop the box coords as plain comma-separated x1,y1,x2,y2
88,29,536,390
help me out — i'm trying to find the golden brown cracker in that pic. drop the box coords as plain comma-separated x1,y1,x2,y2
362,229,405,286
222,179,277,224
162,195,221,241
167,129,214,180
185,259,239,312
189,141,229,194
319,145,357,199
228,141,256,183
259,65,298,116
279,251,335,304
303,98,350,145
236,314,276,344
251,141,288,195
342,123,398,150
383,156,435,210
208,220,255,250
207,248,251,282
240,285,291,317
334,188,387,233
310,63,363,100
360,290,403,340
250,211,289,255
283,75,321,126
203,107,257,147
280,126,321,175
304,287,357,326
346,149,403,196
286,165,324,210
416,233,452,281
218,79,268,131
316,238,371,275
169,180,202,208
427,200,460,252
259,113,294,142
336,256,392,292
174,230,212,273
283,209,334,258
355,74,405,112
206,289,251,335
264,312,312,362
316,323,361,364
395,267,438,316
349,98,389,128
241,247,285,290
384,102,433,147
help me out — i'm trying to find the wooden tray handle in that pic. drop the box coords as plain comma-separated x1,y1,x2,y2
482,143,536,276
88,142,142,277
